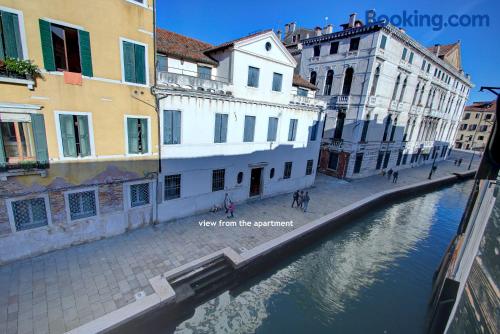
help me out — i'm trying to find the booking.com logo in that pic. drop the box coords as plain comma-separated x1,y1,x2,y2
366,9,490,31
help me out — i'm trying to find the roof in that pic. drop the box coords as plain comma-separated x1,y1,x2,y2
293,74,317,90
427,42,459,57
156,28,218,66
204,29,273,53
464,100,497,112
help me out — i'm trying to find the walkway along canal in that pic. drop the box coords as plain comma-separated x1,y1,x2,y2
113,180,474,333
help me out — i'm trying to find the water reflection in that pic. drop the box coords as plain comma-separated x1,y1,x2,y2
175,182,472,334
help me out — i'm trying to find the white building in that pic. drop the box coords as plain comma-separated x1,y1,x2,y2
154,29,324,221
293,14,473,178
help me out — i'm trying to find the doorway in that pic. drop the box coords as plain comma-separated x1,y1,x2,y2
250,168,262,197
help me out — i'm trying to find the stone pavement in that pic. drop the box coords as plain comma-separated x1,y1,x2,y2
0,151,479,334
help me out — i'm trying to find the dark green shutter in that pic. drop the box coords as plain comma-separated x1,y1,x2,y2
140,118,148,153
30,114,49,165
127,118,139,153
1,11,22,59
0,122,6,168
78,30,93,77
214,114,221,143
172,111,181,144
39,19,55,71
123,41,135,83
220,114,227,143
0,15,5,60
163,111,172,144
77,115,90,157
134,44,146,84
59,114,77,157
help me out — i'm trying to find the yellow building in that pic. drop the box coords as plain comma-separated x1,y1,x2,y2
0,0,158,263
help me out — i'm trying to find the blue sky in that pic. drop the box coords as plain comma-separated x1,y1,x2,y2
157,0,499,103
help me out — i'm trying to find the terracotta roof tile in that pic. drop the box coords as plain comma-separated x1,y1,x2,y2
293,74,317,90
427,42,458,57
465,100,496,112
205,29,273,53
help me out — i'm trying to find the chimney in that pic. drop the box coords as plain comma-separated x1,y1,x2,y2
290,22,297,32
323,24,333,34
348,13,357,28
277,29,282,40
314,26,322,36
285,23,290,34
434,43,441,55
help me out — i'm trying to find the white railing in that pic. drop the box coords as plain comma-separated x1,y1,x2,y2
367,95,377,106
157,71,231,92
290,94,325,107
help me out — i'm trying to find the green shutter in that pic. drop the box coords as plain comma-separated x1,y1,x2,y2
1,11,22,59
214,114,221,143
123,41,135,83
59,114,77,157
0,15,5,60
77,115,90,157
220,114,227,143
163,110,172,144
172,111,181,144
0,122,6,168
140,118,148,153
134,44,146,84
78,30,93,77
127,118,139,154
39,19,55,71
30,114,49,165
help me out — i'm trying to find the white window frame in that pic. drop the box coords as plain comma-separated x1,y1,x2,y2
54,111,96,161
64,187,99,223
123,115,152,156
125,0,149,8
124,180,154,210
161,109,182,146
0,5,29,60
119,37,150,87
6,194,52,233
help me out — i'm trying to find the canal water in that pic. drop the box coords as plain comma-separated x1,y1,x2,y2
173,181,473,334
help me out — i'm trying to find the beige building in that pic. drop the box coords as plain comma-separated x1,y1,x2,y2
454,100,496,151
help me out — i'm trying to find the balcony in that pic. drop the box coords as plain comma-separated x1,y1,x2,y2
328,138,344,150
290,94,325,107
390,100,398,111
157,69,231,94
367,95,377,107
329,95,350,108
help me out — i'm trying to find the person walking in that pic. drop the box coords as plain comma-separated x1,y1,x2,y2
392,171,399,183
302,192,310,212
387,168,393,180
291,190,299,208
224,193,231,213
454,159,458,166
458,158,463,166
298,191,304,209
227,201,235,218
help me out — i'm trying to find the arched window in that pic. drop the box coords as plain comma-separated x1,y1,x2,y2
370,66,380,96
399,78,407,102
237,172,243,184
382,114,392,142
310,71,317,86
392,74,401,100
269,168,275,179
341,67,354,95
324,70,333,95
412,83,420,105
418,84,425,105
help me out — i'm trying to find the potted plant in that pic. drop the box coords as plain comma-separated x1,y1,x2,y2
1,58,42,80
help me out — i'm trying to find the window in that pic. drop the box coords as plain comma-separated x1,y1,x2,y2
342,67,354,95
479,125,488,132
328,152,339,170
402,154,408,165
58,114,91,158
349,37,360,51
310,121,318,141
126,117,148,154
288,119,298,141
462,113,470,120
427,63,431,73
297,88,308,97
121,39,146,84
247,66,260,87
0,120,35,164
408,52,414,64
475,113,480,119
421,60,426,70
354,153,363,174
360,119,369,142
390,117,398,141
283,162,292,179
163,110,181,144
164,174,181,200
460,124,467,130
313,45,320,57
68,190,96,220
197,65,211,80
237,172,243,184
214,113,228,143
0,10,24,60
324,70,333,95
399,78,407,102
396,150,403,166
212,169,225,191
38,20,93,76
130,183,150,207
270,168,275,179
243,116,256,142
379,35,387,49
392,75,400,100
478,135,484,140
382,114,392,142
376,151,384,169
267,117,278,142
306,159,313,175
11,197,48,231
309,71,317,85
370,66,380,96
485,113,493,120
330,41,339,54
272,73,283,92
157,54,168,71
383,151,391,168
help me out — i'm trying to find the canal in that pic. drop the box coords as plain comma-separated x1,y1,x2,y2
171,181,474,334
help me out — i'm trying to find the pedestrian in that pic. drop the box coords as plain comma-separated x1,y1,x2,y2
458,158,463,166
298,191,304,209
302,192,310,212
381,169,386,177
387,168,393,180
227,201,235,218
291,190,299,208
393,171,399,183
454,159,457,166
224,193,231,213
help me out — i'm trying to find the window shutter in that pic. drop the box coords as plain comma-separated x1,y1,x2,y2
77,115,91,157
0,121,6,167
134,44,146,84
78,30,93,77
123,41,136,83
59,114,77,157
288,120,293,140
1,11,22,59
172,110,181,144
220,114,228,143
214,114,221,143
39,19,55,71
163,110,172,144
140,118,148,153
30,114,49,165
127,118,139,153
